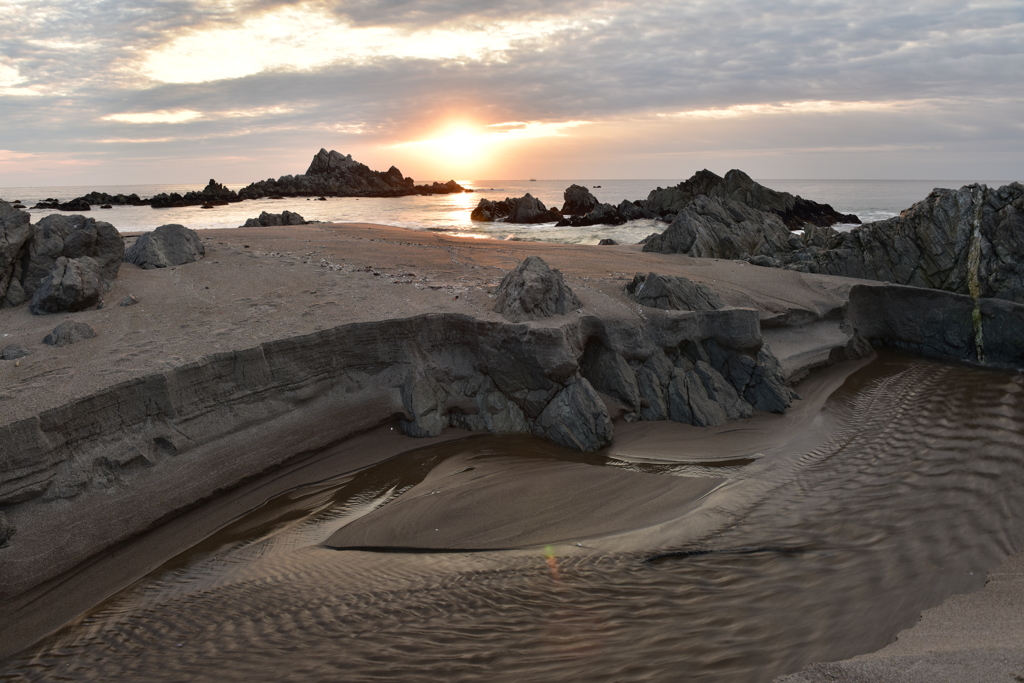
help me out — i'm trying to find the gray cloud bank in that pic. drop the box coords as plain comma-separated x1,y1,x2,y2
1,0,1022,183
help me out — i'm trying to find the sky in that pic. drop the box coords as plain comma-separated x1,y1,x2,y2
1,0,1022,186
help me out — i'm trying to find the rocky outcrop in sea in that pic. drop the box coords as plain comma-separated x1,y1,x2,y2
241,210,307,227
643,181,1024,305
472,171,853,228
237,149,470,199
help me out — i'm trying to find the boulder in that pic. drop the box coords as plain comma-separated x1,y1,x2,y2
124,224,205,269
616,199,651,221
493,256,581,322
471,198,513,222
57,197,91,212
532,378,613,451
505,194,558,224
641,169,859,228
561,184,600,216
43,320,96,347
241,210,306,227
642,195,794,259
1,201,31,304
120,294,140,307
21,214,124,297
1,344,29,360
585,203,626,226
625,272,723,311
29,256,103,314
598,239,618,246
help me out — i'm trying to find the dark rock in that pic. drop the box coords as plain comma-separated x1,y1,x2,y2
120,294,139,307
811,183,1024,303
1,200,32,304
580,341,640,410
57,197,91,212
471,197,513,222
22,214,124,297
506,194,556,224
29,256,103,314
532,378,613,451
493,256,581,322
124,224,205,269
625,272,723,311
241,210,306,227
43,320,96,346
561,184,600,216
1,344,29,360
585,203,626,226
643,195,793,259
641,169,859,228
237,149,466,199
616,199,652,221
598,238,618,246
399,374,448,438
0,511,11,546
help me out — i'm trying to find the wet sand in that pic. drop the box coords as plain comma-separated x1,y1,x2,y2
2,352,1023,682
2,223,1023,680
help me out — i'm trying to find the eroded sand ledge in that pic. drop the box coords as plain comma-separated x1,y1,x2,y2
2,222,1023,671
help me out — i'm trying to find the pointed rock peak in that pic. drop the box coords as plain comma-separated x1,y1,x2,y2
493,256,581,322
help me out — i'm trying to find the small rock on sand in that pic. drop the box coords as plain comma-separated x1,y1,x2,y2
1,344,29,360
43,321,96,347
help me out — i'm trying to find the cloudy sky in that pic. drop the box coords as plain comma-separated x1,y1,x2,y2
1,0,1022,186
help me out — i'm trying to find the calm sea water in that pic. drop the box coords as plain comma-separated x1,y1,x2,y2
0,178,1015,245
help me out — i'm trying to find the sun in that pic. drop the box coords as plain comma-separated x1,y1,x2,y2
434,126,486,161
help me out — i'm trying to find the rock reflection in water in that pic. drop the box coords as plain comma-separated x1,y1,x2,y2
3,351,1024,683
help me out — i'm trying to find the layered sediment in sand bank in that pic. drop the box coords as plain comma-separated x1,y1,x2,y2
2,222,1023,674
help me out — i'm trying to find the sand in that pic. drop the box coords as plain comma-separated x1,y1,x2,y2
2,222,1021,679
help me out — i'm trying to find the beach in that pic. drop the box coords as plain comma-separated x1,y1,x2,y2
2,222,1023,681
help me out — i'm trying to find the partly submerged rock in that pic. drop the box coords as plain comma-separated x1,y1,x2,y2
29,256,103,314
124,224,205,269
626,272,724,311
241,210,306,227
561,184,600,216
493,256,581,322
643,195,794,259
43,320,96,347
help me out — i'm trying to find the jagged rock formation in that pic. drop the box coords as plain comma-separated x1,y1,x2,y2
1,201,31,307
641,169,859,229
561,184,601,215
150,179,241,208
124,224,205,269
471,194,561,224
42,320,96,347
493,256,581,321
30,256,104,314
237,149,469,199
12,213,125,315
242,210,307,227
626,272,724,311
643,194,799,259
805,183,1024,303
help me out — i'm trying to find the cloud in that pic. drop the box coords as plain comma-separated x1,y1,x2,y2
0,0,1022,183
103,110,203,123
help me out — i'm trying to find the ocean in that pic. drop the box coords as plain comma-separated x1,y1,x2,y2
1,178,1015,244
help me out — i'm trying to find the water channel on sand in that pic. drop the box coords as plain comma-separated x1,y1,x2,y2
3,351,1024,682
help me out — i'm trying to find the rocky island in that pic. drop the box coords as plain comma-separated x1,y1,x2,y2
25,149,471,211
